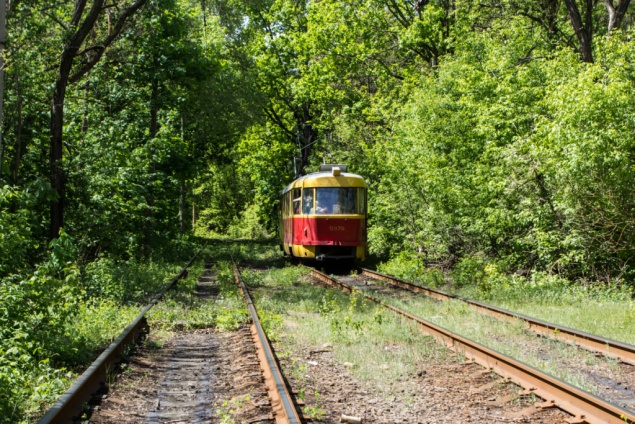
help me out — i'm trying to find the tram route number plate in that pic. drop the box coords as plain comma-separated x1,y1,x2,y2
329,226,346,232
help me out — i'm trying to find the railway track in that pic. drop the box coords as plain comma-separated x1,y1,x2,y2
38,253,301,424
231,257,303,424
38,248,205,424
359,268,635,366
310,268,635,424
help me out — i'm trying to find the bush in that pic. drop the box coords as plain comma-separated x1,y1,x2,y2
450,255,486,288
377,251,445,288
0,231,82,421
226,203,272,239
0,186,37,278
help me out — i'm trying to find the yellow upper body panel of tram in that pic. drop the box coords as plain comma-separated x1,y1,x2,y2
282,172,366,194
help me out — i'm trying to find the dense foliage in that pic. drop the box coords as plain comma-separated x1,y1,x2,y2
0,0,233,420
2,0,635,420
200,0,635,285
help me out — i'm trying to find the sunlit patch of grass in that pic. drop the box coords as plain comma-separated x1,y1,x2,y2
232,241,282,264
144,337,166,350
379,258,635,346
62,300,141,364
473,298,635,346
147,260,248,332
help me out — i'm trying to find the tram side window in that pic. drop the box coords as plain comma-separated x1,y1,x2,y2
285,192,292,217
302,188,314,214
287,190,293,216
359,188,366,215
288,192,293,216
293,188,301,215
316,188,358,214
282,193,286,218
288,193,292,218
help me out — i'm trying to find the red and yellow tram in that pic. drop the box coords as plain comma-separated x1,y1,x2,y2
280,164,367,261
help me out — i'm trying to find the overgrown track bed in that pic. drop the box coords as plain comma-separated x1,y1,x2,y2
345,272,635,413
311,269,635,424
37,249,205,424
87,261,277,424
360,268,635,366
241,260,565,423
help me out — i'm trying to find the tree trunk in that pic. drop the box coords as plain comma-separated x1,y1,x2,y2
179,179,186,234
49,0,105,239
563,0,595,63
604,0,631,31
143,78,159,256
0,0,6,180
179,114,186,234
50,53,74,239
192,202,196,231
81,73,90,143
49,0,149,240
295,104,318,175
543,0,560,38
11,75,22,186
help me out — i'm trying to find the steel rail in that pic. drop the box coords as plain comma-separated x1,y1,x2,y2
361,268,635,366
38,246,206,424
312,269,635,424
232,259,302,424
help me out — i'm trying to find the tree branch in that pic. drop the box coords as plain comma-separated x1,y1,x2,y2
71,0,89,26
263,105,295,139
562,0,594,62
604,0,631,31
69,0,149,84
76,44,106,57
383,0,411,28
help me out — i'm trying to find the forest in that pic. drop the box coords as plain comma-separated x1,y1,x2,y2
2,0,635,421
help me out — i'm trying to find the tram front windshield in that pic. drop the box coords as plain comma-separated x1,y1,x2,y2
315,188,358,214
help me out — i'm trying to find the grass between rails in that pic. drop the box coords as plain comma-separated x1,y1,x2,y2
97,254,253,424
242,264,453,403
468,297,635,346
377,258,635,346
370,291,622,395
147,258,249,338
6,240,272,423
2,238,253,423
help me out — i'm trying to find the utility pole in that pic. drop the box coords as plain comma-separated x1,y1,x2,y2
0,0,6,180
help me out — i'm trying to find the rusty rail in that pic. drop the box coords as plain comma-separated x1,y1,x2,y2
38,246,206,424
232,258,302,424
312,269,635,424
361,268,635,366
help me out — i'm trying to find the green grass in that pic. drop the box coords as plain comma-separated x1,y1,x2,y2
62,301,141,365
1,238,263,423
366,289,623,396
460,295,635,346
246,264,451,394
245,259,627,400
232,241,285,266
147,259,248,333
0,252,197,424
377,257,635,346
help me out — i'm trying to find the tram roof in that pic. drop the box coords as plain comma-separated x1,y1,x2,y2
281,171,366,194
